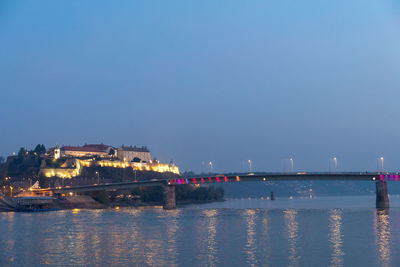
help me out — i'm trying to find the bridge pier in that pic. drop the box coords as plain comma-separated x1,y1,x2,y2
376,181,389,209
163,185,176,210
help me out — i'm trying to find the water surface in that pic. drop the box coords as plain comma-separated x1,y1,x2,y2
1,196,400,266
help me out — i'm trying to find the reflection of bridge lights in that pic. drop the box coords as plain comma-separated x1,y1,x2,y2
72,208,80,213
244,209,257,266
200,209,218,266
284,209,299,267
375,210,391,266
329,209,344,266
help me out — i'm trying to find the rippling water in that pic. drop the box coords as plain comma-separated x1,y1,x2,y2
2,196,400,266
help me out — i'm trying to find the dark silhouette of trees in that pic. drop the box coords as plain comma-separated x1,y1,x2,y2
18,147,27,157
34,144,46,155
129,185,224,204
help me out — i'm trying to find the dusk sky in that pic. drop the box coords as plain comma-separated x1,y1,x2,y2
1,0,400,173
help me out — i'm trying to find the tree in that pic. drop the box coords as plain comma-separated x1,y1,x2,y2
18,147,27,157
34,144,46,155
108,148,115,156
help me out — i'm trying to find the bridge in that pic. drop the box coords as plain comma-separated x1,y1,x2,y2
36,172,392,209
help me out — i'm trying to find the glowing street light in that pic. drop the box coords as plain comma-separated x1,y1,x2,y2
289,158,294,172
209,161,213,173
248,160,252,172
329,157,338,173
377,157,384,172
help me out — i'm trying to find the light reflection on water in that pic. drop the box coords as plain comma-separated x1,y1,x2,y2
159,209,181,267
197,209,218,267
284,209,300,267
375,209,391,267
244,209,258,267
260,215,270,267
328,209,344,267
1,197,400,266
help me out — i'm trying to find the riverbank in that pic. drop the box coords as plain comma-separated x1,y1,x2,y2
0,194,226,211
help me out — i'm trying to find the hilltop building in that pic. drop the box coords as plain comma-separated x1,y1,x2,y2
39,143,178,179
117,146,151,162
54,145,61,159
60,144,116,158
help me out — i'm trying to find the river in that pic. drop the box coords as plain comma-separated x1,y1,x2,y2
1,195,400,266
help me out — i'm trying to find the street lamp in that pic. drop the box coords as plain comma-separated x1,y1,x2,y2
377,157,384,172
376,157,384,172
209,161,213,173
248,160,252,172
333,157,337,170
330,157,338,173
289,158,294,172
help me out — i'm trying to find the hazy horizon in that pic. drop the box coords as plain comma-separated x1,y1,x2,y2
2,0,400,173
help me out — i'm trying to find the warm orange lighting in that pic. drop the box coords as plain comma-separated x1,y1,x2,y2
72,208,80,213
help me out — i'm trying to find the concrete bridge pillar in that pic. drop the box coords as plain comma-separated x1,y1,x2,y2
376,181,389,209
163,185,176,210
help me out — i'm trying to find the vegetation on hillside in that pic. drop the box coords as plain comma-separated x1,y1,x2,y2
2,144,46,180
130,185,224,204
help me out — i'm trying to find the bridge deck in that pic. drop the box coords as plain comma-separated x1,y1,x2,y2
168,172,379,185
34,172,389,194
44,180,166,194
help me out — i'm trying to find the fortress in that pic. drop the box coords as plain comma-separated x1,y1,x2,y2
40,144,179,179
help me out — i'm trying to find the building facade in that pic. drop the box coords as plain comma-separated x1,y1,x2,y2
117,146,151,162
61,144,116,158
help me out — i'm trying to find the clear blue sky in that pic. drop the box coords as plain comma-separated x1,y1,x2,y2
1,0,400,172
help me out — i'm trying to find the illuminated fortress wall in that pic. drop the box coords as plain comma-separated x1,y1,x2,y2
40,159,179,179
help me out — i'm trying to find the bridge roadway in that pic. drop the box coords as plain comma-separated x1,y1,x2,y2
48,180,167,194
40,172,385,195
35,172,391,209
